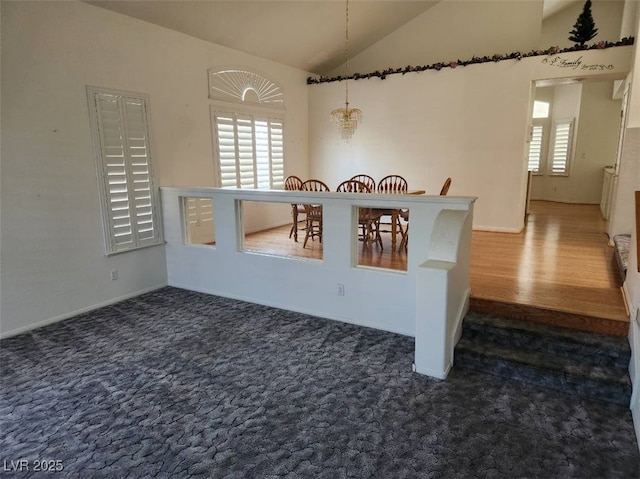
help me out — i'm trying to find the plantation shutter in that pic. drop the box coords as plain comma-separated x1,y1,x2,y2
255,120,271,189
213,112,284,189
237,116,255,188
527,124,544,174
185,197,214,226
215,114,240,187
270,120,284,188
549,119,574,176
89,88,162,254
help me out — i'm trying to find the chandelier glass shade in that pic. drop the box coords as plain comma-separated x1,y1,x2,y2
330,102,362,141
331,0,361,142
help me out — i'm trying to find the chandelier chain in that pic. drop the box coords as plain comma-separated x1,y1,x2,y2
345,0,350,106
329,0,361,141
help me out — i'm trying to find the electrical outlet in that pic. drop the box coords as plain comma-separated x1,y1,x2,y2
110,269,118,281
337,284,345,296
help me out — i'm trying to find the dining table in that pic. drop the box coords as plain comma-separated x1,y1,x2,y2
284,185,425,251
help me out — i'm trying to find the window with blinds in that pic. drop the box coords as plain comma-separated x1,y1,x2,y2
184,197,214,245
213,112,284,189
527,124,544,174
87,87,163,255
548,118,574,176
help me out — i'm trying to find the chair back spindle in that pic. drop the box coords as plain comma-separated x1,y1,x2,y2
300,179,329,248
285,175,303,191
336,180,371,193
285,175,304,241
377,175,408,193
336,180,382,250
350,174,376,193
301,179,330,192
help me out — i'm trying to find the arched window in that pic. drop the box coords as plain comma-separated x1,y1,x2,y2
208,69,284,108
209,69,285,189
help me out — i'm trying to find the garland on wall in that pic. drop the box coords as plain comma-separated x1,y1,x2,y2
306,37,635,85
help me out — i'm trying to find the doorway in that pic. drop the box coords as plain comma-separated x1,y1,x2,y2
526,78,624,207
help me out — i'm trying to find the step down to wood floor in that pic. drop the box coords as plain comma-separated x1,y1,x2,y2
469,297,629,336
455,311,632,406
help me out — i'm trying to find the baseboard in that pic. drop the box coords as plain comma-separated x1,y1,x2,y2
633,405,640,453
244,220,291,235
452,289,471,348
167,281,415,338
0,283,168,339
632,319,640,451
414,363,449,380
528,199,600,205
473,225,523,233
622,281,632,318
444,288,471,380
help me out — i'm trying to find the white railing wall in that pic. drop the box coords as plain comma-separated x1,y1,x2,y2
161,187,476,379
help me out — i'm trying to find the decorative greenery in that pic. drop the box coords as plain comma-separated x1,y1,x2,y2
307,37,634,85
569,0,598,46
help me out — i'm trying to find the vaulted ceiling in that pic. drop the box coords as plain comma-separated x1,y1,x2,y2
85,0,571,75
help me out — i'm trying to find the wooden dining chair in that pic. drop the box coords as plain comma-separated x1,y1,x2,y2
377,175,408,194
301,179,330,248
285,175,303,190
350,174,376,193
376,175,408,249
399,178,452,251
336,180,383,250
440,177,452,196
285,175,305,241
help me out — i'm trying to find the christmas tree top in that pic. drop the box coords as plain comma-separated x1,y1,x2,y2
569,0,598,46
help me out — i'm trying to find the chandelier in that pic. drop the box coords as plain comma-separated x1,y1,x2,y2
330,0,361,141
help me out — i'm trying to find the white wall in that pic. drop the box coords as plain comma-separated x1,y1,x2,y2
624,126,640,442
0,1,310,337
626,1,640,129
309,47,633,232
611,1,640,444
341,0,542,77
540,0,625,48
163,187,476,379
610,2,640,237
571,81,623,201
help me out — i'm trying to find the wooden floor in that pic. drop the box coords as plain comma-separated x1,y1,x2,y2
244,201,629,335
470,201,628,336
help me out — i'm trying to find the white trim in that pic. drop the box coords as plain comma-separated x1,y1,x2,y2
166,281,415,338
527,120,547,175
547,117,575,176
0,283,167,339
208,68,285,109
473,225,524,233
622,282,633,317
86,86,163,255
452,288,471,350
212,99,286,117
632,406,640,453
629,310,640,451
211,108,285,189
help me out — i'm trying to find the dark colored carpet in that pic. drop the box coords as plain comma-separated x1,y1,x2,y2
456,311,633,406
0,287,638,478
